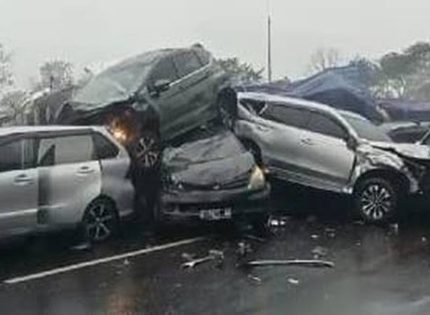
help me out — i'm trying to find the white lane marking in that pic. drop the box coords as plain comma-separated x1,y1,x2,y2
4,236,206,285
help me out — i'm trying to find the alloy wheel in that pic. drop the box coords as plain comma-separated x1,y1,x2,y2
359,183,394,221
84,201,116,242
134,135,160,169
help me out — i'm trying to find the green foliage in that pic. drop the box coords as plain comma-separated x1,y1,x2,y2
0,43,14,93
217,57,264,83
39,60,74,91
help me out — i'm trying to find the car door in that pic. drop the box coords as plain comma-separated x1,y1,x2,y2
297,111,355,191
147,55,183,140
36,132,102,225
251,101,311,176
171,50,212,136
0,136,38,236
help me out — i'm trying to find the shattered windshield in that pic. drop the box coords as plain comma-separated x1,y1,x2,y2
342,114,392,142
73,52,160,105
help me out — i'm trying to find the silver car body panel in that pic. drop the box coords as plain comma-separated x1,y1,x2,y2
0,126,134,239
235,92,421,195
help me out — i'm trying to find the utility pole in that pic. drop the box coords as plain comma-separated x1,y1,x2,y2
267,0,272,82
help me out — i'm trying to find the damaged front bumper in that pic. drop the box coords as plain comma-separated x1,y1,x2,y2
161,184,270,221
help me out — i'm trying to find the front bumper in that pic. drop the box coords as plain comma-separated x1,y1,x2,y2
161,184,270,220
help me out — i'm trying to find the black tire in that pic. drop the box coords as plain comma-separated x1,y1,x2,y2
82,198,119,243
354,177,398,223
129,129,161,171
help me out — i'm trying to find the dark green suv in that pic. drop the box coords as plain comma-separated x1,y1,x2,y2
57,45,232,169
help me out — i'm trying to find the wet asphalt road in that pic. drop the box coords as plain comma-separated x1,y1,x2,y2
2,182,430,315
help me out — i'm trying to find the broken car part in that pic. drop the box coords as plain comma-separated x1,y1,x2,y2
244,260,335,268
181,250,224,269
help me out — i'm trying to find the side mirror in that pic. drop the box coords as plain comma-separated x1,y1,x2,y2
152,79,171,95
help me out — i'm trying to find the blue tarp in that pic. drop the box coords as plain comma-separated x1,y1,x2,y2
235,66,385,122
378,98,430,122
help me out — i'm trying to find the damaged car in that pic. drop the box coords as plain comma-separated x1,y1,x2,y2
159,129,270,225
233,92,430,223
56,44,233,170
0,126,135,243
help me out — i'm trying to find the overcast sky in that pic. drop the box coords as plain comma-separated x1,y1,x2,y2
1,0,430,88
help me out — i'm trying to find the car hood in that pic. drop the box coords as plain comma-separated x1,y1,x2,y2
369,141,430,161
163,130,255,189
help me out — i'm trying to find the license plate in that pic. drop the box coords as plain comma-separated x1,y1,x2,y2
199,208,232,221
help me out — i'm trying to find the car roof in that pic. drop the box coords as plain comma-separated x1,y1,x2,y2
238,92,343,117
0,125,103,137
107,46,203,71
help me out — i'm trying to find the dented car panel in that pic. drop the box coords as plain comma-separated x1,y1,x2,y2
161,129,270,220
234,92,430,196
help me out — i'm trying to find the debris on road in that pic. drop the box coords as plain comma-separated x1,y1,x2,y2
325,228,336,238
389,223,399,235
236,241,253,258
311,246,328,259
268,216,288,227
287,278,300,285
247,274,262,285
181,250,224,269
181,252,196,261
244,259,335,268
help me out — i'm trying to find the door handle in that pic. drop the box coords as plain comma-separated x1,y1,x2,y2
77,166,95,175
300,138,315,146
14,174,33,185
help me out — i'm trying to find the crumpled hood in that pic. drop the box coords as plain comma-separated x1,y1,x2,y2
369,141,430,161
163,130,256,188
168,152,255,188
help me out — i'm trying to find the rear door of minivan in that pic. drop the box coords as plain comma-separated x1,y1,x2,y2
36,131,102,226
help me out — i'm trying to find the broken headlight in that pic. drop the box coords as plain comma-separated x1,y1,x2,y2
248,166,266,190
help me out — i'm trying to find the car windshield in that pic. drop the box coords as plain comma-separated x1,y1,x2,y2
342,114,392,142
73,52,160,105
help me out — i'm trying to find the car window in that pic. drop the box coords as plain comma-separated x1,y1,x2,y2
149,57,179,85
422,133,430,145
38,134,95,166
93,133,119,159
174,51,202,78
260,103,310,129
0,139,23,172
306,112,347,139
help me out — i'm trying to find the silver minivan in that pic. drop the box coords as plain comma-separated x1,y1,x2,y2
0,126,134,242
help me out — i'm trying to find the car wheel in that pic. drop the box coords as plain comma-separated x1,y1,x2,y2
354,178,398,223
82,198,119,243
130,130,161,171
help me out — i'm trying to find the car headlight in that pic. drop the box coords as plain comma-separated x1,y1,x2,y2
248,166,266,190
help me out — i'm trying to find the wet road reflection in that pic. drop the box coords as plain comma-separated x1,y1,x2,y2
2,182,430,315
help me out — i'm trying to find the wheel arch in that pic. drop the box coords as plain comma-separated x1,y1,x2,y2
353,168,411,195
